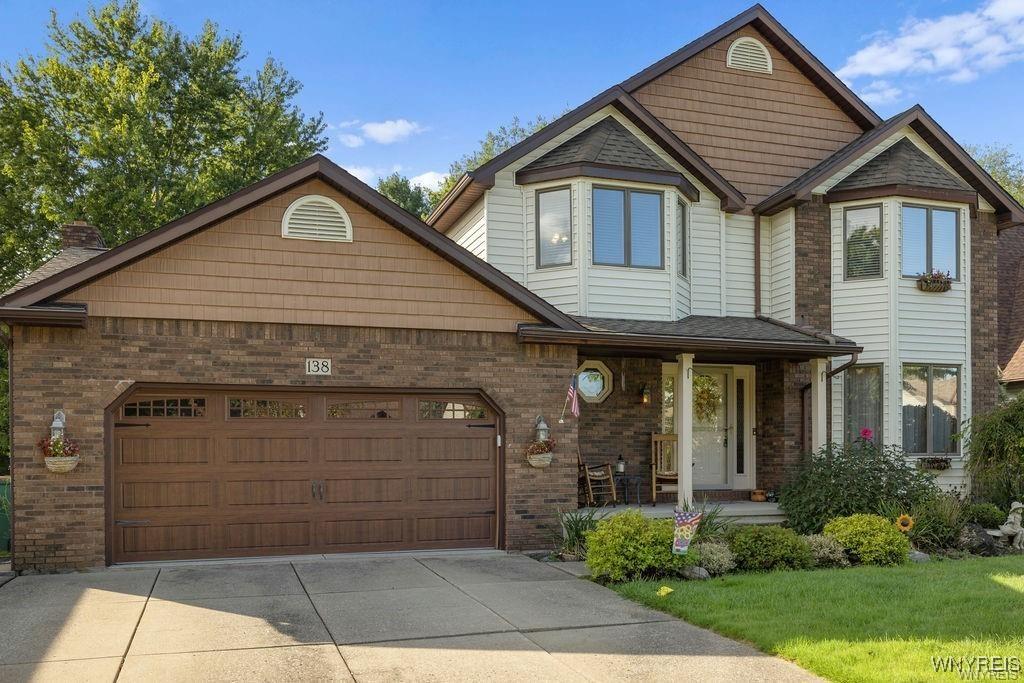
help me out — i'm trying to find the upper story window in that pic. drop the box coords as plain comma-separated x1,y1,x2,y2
844,205,883,280
726,37,773,74
901,205,959,279
536,187,572,268
593,187,663,269
901,364,959,455
282,194,353,242
676,199,687,278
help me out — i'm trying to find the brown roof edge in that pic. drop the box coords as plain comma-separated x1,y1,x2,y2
515,162,700,202
825,184,978,206
619,4,880,131
0,155,585,332
517,323,862,358
425,172,477,228
0,305,88,328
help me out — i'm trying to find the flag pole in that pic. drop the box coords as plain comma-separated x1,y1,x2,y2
558,372,575,423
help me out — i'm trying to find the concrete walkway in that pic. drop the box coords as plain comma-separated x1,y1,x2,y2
0,553,817,682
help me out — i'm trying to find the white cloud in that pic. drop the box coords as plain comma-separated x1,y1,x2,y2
838,0,1024,90
360,119,425,144
337,133,364,148
341,164,403,186
411,171,446,191
859,80,904,105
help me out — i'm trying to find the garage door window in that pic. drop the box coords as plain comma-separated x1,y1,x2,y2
328,399,401,419
123,397,206,418
228,398,306,419
418,400,487,420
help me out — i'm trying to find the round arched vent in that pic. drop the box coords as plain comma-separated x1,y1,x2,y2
282,195,353,242
726,37,773,74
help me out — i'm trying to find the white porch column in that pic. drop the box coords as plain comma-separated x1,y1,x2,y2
809,358,828,451
675,353,694,507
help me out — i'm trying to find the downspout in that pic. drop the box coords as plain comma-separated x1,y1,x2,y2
753,213,762,316
800,352,859,451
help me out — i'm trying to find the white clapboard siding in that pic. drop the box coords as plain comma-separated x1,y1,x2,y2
725,213,756,316
524,181,580,314
768,208,795,323
449,197,487,260
690,200,723,316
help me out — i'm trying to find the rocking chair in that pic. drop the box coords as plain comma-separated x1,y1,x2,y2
651,434,678,505
578,448,618,507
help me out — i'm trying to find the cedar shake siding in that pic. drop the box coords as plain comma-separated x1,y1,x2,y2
10,318,578,570
631,25,864,203
63,179,538,334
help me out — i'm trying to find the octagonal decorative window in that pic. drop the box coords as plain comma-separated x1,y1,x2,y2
576,361,613,403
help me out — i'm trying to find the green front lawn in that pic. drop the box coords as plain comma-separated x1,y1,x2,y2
614,556,1024,682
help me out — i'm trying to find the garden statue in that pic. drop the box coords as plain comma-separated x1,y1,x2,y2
999,502,1024,551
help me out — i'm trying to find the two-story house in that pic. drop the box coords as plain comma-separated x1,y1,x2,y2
2,4,1022,570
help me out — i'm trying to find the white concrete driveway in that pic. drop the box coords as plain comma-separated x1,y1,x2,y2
0,552,817,682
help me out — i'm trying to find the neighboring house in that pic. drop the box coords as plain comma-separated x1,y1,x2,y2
2,4,1022,571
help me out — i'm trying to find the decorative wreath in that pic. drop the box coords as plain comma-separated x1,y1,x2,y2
693,375,723,422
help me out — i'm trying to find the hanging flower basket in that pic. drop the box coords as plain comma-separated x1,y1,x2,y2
918,456,952,471
916,270,952,293
39,435,81,474
525,439,555,468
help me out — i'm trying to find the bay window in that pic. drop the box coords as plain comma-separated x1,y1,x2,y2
901,364,960,455
536,187,572,268
844,205,882,279
901,205,959,278
844,364,883,443
593,187,663,268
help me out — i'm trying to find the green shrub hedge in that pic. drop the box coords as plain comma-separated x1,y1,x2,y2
802,534,850,568
691,541,735,576
727,525,813,572
585,510,690,581
779,440,938,534
963,502,1006,529
823,514,909,566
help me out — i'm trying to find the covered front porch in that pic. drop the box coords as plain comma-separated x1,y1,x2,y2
520,314,863,512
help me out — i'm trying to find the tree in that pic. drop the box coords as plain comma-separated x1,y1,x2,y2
376,173,431,219
0,0,327,292
967,143,1024,204
428,114,555,211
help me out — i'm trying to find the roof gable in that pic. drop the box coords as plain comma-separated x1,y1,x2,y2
0,156,582,331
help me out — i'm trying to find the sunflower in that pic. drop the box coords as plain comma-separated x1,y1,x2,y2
896,514,915,533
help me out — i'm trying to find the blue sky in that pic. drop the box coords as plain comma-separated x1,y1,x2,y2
2,1,1023,189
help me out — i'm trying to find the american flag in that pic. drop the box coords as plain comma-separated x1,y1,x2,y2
567,374,580,418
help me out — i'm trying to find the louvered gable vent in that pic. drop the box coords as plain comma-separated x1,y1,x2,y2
282,195,353,242
726,37,772,74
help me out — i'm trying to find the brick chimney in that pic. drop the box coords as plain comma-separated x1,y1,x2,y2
61,220,106,249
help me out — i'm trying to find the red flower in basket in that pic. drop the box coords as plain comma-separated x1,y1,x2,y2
38,436,80,459
859,427,874,441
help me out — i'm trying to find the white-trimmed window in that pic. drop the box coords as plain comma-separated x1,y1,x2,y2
901,205,959,278
536,186,572,268
592,187,663,269
726,37,773,74
844,205,883,279
844,364,883,444
901,364,960,455
282,195,353,242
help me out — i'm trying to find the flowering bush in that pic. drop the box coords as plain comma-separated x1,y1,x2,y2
524,439,554,456
37,436,80,459
916,269,953,287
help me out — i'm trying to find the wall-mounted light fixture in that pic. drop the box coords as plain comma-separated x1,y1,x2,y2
640,385,651,405
535,415,551,441
50,410,66,440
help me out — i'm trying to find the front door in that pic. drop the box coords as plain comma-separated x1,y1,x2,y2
692,369,729,488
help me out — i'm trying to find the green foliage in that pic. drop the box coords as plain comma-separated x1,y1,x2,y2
585,510,689,581
824,514,909,566
967,143,1024,205
691,541,735,576
0,0,327,292
376,172,431,219
845,225,882,278
802,534,851,568
961,395,1024,509
727,525,813,572
677,499,733,541
428,114,555,210
963,502,1006,529
550,506,605,559
779,440,939,534
879,493,966,551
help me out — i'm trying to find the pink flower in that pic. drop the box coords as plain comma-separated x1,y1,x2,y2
859,428,874,441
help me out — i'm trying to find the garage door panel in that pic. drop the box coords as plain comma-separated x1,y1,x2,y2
111,389,499,562
118,436,210,465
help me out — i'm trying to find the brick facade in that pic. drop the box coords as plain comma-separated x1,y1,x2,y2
793,196,832,331
10,317,578,571
755,359,811,493
972,211,999,417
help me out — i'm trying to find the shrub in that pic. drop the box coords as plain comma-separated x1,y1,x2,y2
802,534,850,568
550,507,605,559
964,502,1006,529
824,514,909,566
691,541,736,576
878,493,966,551
962,395,1024,509
585,510,689,581
728,525,813,572
779,440,939,534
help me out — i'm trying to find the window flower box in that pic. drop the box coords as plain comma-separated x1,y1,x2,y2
916,269,952,293
918,456,952,471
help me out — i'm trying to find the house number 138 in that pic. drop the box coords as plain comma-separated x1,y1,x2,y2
305,358,332,375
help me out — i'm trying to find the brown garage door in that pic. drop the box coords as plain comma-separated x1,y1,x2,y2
109,388,500,563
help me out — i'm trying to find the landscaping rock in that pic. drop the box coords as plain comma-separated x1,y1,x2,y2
909,550,930,563
958,523,999,556
682,566,711,580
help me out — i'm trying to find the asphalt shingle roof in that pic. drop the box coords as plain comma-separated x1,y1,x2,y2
831,138,972,193
3,247,108,298
520,117,676,174
573,315,856,346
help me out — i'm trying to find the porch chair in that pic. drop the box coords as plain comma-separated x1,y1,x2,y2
651,434,678,505
577,448,617,507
